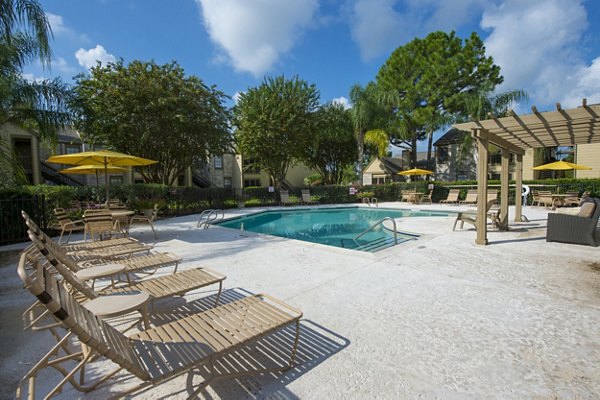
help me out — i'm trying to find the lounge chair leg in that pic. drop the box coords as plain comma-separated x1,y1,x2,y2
59,229,65,244
214,281,223,307
288,319,301,369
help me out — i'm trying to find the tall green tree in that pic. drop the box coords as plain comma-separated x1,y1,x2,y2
348,82,393,182
302,102,356,185
71,60,232,185
0,0,72,187
377,31,503,169
233,75,320,188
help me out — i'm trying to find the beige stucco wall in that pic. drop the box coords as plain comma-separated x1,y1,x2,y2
1,123,41,184
364,158,386,175
574,143,600,178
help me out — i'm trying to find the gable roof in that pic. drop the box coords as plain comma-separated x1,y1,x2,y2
433,128,467,146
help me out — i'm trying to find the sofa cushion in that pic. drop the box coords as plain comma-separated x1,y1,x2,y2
577,201,596,218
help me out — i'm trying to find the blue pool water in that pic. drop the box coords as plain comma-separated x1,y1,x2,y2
216,207,450,252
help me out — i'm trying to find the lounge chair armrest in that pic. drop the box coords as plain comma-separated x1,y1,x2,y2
198,266,227,281
257,293,304,319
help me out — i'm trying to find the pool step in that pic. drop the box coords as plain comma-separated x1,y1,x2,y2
341,236,396,252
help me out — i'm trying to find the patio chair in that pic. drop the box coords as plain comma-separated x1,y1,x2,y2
546,198,600,246
83,208,123,241
17,253,302,399
452,199,500,231
400,190,414,203
128,203,158,238
301,189,319,205
52,208,86,244
420,189,433,204
533,190,553,207
279,190,298,206
563,191,581,207
459,189,477,205
440,189,460,204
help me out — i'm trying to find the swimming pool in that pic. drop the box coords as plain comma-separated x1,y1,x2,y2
216,207,450,252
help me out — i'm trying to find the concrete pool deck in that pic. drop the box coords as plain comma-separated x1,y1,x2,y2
1,202,599,398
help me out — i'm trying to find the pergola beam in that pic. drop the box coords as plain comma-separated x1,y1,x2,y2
471,126,525,155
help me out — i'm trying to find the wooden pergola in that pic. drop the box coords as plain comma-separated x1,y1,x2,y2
452,99,600,245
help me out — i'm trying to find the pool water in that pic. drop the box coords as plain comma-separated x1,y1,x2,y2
216,207,449,252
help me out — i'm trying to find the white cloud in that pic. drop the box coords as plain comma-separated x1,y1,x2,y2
481,0,587,102
52,56,76,74
331,96,351,109
232,91,243,104
21,72,45,83
560,56,600,107
348,0,490,60
196,0,318,77
46,12,89,42
75,45,116,69
46,13,68,35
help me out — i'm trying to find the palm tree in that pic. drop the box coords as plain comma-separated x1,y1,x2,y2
348,82,393,182
0,0,72,186
457,88,528,165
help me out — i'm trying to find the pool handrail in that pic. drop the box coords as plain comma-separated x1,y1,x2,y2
353,217,397,248
197,209,225,229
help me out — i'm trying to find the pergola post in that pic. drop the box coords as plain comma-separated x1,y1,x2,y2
499,148,510,230
475,129,489,245
514,154,523,222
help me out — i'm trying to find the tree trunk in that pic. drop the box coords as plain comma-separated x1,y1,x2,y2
426,128,434,181
411,135,417,168
357,133,365,185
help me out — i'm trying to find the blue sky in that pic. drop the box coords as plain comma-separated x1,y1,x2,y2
26,0,600,152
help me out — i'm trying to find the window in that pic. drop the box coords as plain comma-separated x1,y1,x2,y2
373,177,386,185
214,155,223,169
437,147,449,163
109,176,123,185
224,177,232,188
65,144,81,154
244,179,261,187
243,158,260,173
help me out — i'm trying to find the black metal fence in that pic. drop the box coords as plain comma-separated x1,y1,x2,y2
0,194,46,246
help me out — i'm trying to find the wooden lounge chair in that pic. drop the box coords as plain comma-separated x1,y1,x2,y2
17,255,302,399
400,190,414,203
301,189,319,205
128,203,158,239
25,218,182,277
279,190,298,206
24,211,154,258
52,208,86,244
459,189,477,205
452,199,500,231
28,231,226,309
546,198,600,246
440,189,459,204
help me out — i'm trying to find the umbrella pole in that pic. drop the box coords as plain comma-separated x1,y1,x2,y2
95,170,99,186
104,161,109,203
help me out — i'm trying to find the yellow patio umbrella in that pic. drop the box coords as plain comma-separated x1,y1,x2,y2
59,164,131,187
532,160,591,171
397,168,433,189
47,150,158,200
533,160,591,180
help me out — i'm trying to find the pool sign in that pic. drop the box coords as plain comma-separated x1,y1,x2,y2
349,187,358,195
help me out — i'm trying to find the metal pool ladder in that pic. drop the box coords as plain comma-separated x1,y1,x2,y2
197,209,225,229
352,217,398,250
